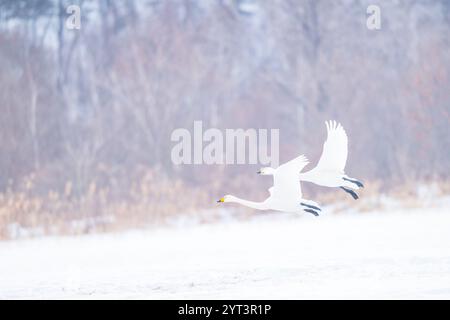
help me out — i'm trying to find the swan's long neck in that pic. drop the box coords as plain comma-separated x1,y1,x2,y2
229,196,268,211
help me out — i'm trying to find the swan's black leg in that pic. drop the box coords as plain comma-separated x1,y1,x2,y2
303,208,319,216
340,186,359,200
300,202,322,211
342,177,364,188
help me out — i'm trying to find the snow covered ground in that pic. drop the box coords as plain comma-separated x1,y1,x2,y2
1,206,450,299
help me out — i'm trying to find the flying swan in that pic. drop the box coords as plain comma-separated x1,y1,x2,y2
259,120,364,199
217,155,322,216
299,120,364,199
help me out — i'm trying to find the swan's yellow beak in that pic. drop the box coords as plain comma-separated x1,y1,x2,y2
217,197,224,203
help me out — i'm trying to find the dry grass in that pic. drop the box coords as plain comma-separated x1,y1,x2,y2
0,169,209,240
314,178,450,214
1,171,449,240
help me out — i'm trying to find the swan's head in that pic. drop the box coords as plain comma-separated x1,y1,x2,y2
257,167,275,175
217,195,234,203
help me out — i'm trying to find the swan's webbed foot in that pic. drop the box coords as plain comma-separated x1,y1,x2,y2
342,177,364,188
300,202,322,211
340,186,359,200
303,208,320,216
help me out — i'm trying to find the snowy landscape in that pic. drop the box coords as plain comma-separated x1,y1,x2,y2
1,202,450,300
1,0,449,301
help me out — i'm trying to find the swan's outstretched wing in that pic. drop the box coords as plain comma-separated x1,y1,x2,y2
271,155,309,200
315,120,348,173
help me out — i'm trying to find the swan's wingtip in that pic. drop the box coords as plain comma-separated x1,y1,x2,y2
325,119,346,132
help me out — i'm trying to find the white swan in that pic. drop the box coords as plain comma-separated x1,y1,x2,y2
298,120,364,199
217,155,322,216
258,121,363,199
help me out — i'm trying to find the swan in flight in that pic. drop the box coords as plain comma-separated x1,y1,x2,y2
298,120,364,199
258,121,363,199
217,155,322,216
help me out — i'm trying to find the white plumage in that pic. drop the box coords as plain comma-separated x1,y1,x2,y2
315,120,348,173
218,155,322,216
218,119,363,214
299,120,363,199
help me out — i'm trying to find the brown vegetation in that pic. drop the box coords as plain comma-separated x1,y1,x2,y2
0,1,449,239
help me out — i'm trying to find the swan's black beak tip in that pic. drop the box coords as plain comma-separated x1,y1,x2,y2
256,171,261,174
